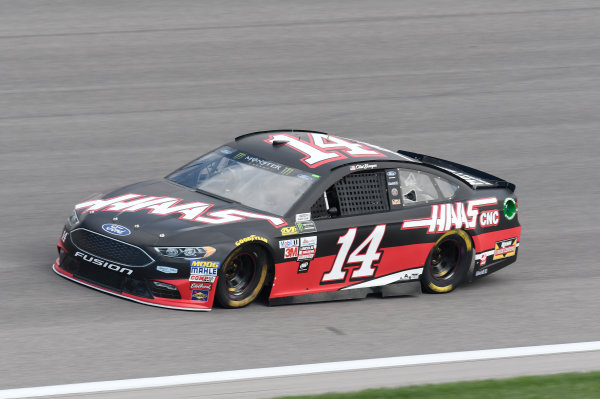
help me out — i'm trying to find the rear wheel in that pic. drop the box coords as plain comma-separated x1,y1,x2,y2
422,230,472,293
216,244,268,308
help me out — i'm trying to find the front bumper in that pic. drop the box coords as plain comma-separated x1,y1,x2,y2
55,234,217,311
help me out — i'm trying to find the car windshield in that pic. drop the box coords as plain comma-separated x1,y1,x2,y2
167,146,319,216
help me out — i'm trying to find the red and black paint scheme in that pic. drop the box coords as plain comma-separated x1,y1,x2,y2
54,130,521,311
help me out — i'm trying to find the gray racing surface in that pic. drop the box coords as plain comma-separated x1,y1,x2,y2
1,0,600,394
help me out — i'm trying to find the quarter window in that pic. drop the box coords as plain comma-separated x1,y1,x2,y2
398,170,458,206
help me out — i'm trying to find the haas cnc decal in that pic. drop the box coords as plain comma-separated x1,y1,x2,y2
401,198,498,233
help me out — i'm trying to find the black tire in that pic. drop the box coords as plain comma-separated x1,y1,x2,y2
216,244,269,308
421,229,472,294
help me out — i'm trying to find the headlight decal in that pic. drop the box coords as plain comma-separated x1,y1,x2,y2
154,246,216,259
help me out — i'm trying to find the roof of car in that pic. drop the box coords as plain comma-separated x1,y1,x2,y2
230,130,419,174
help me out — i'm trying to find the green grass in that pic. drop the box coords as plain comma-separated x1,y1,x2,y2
278,371,600,399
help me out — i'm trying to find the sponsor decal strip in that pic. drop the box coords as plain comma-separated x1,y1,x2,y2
3,341,600,398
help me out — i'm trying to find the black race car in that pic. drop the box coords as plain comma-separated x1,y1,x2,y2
54,130,520,310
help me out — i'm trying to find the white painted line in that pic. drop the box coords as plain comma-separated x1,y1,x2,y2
2,341,600,398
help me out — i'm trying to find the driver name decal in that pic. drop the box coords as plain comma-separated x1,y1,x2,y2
75,194,287,227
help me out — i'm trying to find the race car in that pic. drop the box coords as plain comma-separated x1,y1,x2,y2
54,130,521,311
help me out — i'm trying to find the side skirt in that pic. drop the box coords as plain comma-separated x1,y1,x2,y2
268,281,421,306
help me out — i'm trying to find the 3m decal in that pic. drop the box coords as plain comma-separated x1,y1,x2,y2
191,290,209,302
401,198,498,233
265,133,385,168
322,225,386,283
235,235,268,246
284,247,299,259
493,237,518,260
75,194,286,227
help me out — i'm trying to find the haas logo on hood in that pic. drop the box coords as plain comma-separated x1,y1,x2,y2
76,194,286,227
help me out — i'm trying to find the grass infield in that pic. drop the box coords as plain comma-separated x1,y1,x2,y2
278,371,600,399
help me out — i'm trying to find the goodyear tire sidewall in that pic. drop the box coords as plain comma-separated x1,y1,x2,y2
216,244,268,308
422,229,472,294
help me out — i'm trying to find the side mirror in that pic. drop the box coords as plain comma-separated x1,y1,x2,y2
327,207,339,218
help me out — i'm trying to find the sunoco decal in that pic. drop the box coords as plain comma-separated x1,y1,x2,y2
191,290,209,302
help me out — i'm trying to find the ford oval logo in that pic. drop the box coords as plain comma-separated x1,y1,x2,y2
102,224,131,236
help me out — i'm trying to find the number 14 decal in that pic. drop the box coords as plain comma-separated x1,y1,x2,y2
322,224,386,282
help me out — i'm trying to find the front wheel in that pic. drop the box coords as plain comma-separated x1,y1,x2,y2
421,230,472,294
215,244,269,308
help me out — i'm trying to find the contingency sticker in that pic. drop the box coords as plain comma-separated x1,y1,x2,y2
493,237,518,260
191,290,209,302
295,213,311,223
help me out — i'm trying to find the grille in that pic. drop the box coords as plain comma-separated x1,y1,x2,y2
70,229,153,267
335,172,389,216
150,285,182,299
61,252,153,299
75,261,127,292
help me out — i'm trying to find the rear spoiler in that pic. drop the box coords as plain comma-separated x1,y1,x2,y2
397,150,516,192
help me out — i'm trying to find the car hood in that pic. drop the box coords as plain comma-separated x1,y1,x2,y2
74,179,286,246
